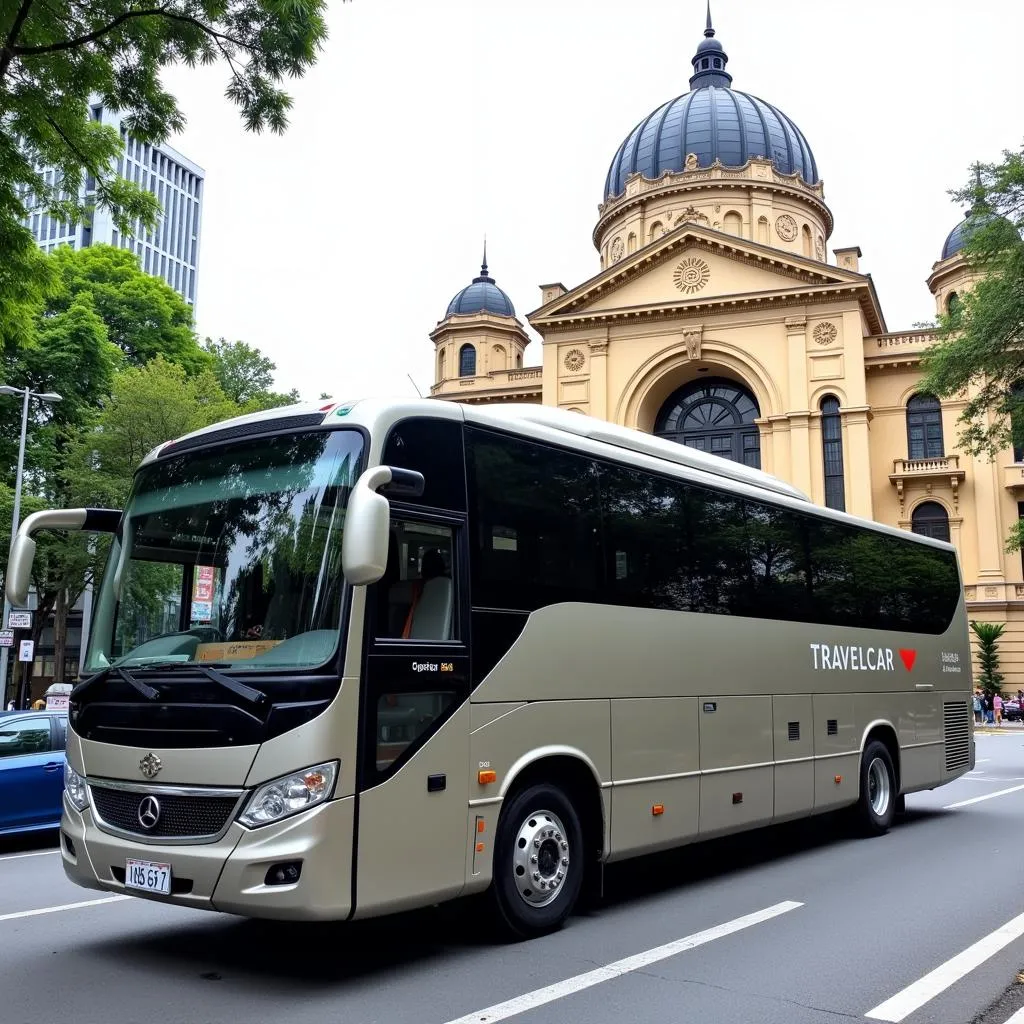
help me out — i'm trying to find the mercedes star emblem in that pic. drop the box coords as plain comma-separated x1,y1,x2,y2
139,752,162,779
137,795,161,830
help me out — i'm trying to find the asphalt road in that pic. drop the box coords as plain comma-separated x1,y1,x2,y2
3,731,1024,1024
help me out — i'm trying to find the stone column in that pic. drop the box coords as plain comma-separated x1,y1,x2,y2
841,405,873,519
588,332,609,421
785,316,813,496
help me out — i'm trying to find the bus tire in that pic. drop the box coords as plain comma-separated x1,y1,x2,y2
491,783,584,939
856,740,896,836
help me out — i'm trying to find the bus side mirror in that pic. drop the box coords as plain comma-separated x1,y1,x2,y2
343,467,425,586
5,507,120,607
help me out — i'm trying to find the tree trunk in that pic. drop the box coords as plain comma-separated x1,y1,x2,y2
54,587,68,683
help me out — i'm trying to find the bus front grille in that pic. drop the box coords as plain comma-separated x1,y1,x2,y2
943,700,970,771
91,785,241,841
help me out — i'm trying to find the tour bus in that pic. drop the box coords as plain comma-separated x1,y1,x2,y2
5,398,974,937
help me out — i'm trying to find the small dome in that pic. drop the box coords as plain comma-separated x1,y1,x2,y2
446,248,515,318
941,210,1004,260
603,8,819,200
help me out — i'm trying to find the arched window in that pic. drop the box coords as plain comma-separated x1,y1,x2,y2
649,221,664,242
655,377,761,467
906,394,943,460
724,211,743,236
757,216,769,244
947,291,960,314
492,344,507,371
516,352,522,368
801,224,812,257
627,232,637,254
459,344,476,378
437,349,446,381
912,501,950,542
820,395,845,511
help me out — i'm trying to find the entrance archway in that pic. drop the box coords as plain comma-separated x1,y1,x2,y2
654,376,761,468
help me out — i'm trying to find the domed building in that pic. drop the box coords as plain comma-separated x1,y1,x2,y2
428,8,1024,686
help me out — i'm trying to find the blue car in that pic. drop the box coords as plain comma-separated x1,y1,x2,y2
0,710,67,836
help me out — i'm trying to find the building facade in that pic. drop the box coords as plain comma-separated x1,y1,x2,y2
24,99,204,307
429,13,1024,688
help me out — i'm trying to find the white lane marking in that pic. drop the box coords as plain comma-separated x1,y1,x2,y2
865,908,1024,1022
944,783,1024,809
441,900,803,1024
0,896,130,923
0,849,59,862
1005,1008,1024,1024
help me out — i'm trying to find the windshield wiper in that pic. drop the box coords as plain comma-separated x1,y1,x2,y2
72,666,160,702
133,661,268,708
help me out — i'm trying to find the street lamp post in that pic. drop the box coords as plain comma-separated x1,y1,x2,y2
0,385,63,707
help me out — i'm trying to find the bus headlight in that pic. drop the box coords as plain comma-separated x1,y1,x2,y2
64,763,89,811
238,762,338,828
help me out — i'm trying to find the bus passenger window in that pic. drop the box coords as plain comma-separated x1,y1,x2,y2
374,521,457,642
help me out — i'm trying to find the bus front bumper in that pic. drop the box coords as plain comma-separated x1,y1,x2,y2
60,793,355,921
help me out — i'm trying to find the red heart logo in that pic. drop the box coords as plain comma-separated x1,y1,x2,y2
899,649,917,672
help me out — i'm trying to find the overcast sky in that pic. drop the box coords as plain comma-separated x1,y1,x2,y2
161,0,1024,403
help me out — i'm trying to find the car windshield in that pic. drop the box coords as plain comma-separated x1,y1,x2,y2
84,428,363,674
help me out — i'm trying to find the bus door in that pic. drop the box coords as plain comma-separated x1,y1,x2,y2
353,513,471,917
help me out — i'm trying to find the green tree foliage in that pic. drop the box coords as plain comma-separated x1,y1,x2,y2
0,0,331,302
203,336,299,410
919,147,1024,544
72,355,237,508
971,620,1006,696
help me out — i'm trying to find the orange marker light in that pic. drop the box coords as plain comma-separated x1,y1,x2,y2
652,804,665,816
477,819,486,834
476,842,485,853
478,770,497,785
834,775,842,785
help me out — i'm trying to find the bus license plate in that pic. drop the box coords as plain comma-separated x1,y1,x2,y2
125,858,171,895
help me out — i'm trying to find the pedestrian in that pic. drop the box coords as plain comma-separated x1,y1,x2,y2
994,692,1003,726
973,690,983,725
985,692,994,725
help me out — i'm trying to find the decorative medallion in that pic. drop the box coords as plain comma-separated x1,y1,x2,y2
775,214,798,242
139,752,162,779
684,152,699,171
672,257,711,294
815,235,825,261
610,237,625,264
813,322,838,346
563,348,586,373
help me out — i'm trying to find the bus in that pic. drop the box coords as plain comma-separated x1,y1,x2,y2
5,398,974,938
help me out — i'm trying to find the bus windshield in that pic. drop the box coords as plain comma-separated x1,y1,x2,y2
84,428,364,674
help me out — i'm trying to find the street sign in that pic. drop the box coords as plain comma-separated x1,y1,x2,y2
7,610,31,629
17,639,34,662
0,630,13,648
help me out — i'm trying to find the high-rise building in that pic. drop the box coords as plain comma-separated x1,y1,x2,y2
23,99,204,307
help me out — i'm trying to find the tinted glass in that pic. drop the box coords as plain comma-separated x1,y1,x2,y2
907,395,944,460
821,396,845,512
382,417,466,512
465,430,960,634
465,427,600,611
0,717,52,757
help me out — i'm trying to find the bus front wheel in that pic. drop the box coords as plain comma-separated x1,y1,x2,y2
855,740,897,836
491,783,584,939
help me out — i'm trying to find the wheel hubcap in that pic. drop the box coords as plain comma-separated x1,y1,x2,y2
868,757,890,816
512,809,569,908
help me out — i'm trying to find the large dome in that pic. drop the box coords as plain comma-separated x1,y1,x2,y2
603,10,819,200
445,250,515,318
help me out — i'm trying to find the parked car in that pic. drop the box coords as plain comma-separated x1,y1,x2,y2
1004,698,1021,723
0,711,67,836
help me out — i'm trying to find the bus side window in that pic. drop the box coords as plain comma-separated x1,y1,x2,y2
373,521,457,642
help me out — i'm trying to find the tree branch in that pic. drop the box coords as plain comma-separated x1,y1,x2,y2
13,6,254,58
0,0,37,82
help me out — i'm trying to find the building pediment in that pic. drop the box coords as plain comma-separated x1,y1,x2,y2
528,224,886,334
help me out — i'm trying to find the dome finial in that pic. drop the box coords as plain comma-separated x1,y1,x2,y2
690,3,732,89
481,235,488,277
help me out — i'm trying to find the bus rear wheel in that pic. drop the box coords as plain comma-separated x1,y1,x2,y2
491,783,584,939
855,740,896,836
